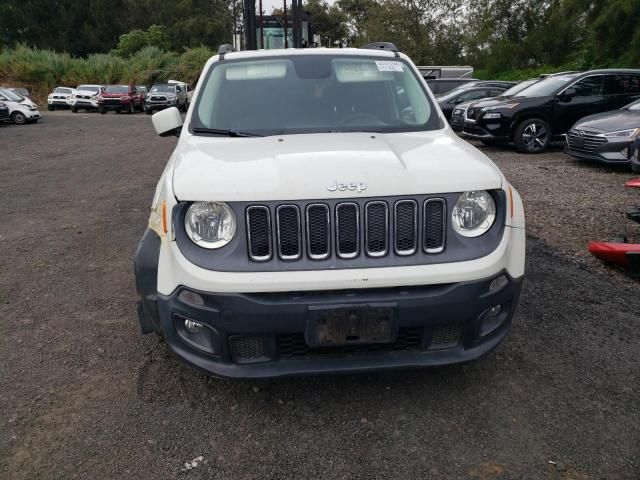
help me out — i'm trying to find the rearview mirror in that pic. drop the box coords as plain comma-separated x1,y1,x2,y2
152,107,183,137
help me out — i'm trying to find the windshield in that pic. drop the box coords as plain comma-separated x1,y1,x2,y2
0,87,23,101
137,86,147,92
54,87,72,94
435,82,479,99
625,99,640,111
106,85,129,93
78,85,100,93
151,84,174,93
502,79,538,97
515,75,576,97
193,55,439,136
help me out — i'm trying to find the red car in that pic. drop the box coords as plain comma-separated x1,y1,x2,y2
98,85,144,114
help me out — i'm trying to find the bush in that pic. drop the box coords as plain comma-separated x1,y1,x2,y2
0,44,216,103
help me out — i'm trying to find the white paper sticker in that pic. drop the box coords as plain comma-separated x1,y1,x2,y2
375,61,404,72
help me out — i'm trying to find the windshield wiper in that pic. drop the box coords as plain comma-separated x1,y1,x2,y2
192,127,262,137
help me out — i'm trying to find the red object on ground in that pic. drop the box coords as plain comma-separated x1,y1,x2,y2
588,241,640,267
624,178,640,189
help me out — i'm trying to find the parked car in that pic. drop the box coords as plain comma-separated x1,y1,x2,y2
463,69,640,153
98,85,144,114
47,86,76,110
9,87,32,99
71,84,105,112
438,84,512,121
134,43,526,378
450,79,541,132
168,80,193,105
426,78,478,95
145,83,188,114
136,86,148,101
0,101,10,123
0,87,40,124
565,98,640,170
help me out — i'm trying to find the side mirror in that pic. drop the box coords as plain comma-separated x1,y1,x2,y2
560,88,576,101
152,107,183,137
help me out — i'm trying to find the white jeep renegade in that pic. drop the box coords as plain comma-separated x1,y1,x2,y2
134,43,526,378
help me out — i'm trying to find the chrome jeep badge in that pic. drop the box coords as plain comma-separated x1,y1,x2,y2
327,181,367,193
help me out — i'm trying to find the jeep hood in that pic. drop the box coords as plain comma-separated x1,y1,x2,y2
171,131,503,201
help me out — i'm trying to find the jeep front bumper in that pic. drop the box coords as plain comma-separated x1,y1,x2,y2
135,226,525,378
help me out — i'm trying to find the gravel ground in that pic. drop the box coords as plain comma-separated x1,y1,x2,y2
0,112,638,479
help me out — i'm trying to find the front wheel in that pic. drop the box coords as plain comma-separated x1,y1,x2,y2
99,107,106,115
631,161,640,173
72,107,78,113
47,105,54,111
514,118,551,154
145,108,152,115
10,111,27,125
128,102,134,114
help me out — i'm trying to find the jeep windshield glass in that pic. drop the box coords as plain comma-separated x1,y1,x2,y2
192,55,440,136
106,85,129,93
514,75,577,98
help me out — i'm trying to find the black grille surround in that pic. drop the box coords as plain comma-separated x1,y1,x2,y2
173,191,507,272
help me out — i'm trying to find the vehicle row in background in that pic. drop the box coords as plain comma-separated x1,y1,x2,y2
43,81,190,115
437,81,516,120
0,87,40,124
459,69,640,157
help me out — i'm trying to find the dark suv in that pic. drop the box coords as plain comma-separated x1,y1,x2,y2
462,70,640,153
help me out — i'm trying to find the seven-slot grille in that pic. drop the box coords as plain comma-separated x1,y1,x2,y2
566,130,607,154
246,199,446,262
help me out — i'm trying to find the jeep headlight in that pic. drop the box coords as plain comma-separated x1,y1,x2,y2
451,191,496,237
185,202,236,249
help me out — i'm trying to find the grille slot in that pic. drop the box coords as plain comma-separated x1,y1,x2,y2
229,335,268,364
429,323,462,350
336,202,360,259
306,204,330,260
276,205,302,260
394,200,417,255
423,199,446,253
365,201,389,257
246,206,272,261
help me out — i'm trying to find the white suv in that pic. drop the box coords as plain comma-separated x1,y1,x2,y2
134,44,526,378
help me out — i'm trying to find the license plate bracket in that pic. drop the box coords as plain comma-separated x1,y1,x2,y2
306,303,398,348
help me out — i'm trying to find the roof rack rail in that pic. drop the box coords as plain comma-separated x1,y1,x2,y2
218,44,235,60
361,42,400,57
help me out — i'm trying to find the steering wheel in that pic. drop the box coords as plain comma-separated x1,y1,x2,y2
337,113,383,126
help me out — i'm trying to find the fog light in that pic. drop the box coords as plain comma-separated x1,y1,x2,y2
178,290,205,306
489,275,508,291
184,319,203,333
478,303,507,337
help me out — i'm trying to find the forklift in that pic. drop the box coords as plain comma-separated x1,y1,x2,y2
237,0,313,50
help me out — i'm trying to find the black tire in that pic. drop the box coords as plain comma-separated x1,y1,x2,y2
145,108,152,115
514,118,551,153
47,105,54,111
72,107,78,113
10,111,27,125
631,161,640,173
481,139,498,146
127,102,134,114
99,107,106,115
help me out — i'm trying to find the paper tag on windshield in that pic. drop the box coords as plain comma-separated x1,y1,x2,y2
375,61,404,72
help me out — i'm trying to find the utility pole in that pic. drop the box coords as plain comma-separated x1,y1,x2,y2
259,0,264,49
283,0,288,49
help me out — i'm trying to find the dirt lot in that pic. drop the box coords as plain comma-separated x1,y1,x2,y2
1,111,638,479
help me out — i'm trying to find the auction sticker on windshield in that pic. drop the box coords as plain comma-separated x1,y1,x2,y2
375,60,404,72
